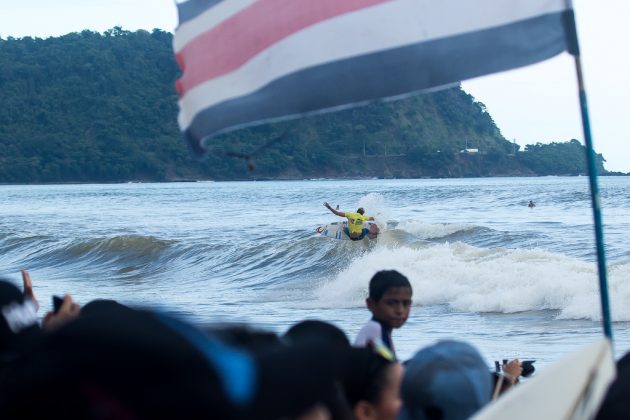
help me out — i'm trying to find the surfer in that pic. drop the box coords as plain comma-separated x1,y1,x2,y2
323,202,375,240
528,200,536,209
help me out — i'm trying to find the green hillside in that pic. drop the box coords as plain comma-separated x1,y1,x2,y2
0,28,606,183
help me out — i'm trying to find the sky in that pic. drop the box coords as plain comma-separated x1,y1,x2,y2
1,1,628,172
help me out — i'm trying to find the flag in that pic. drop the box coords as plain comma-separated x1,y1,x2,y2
174,0,577,154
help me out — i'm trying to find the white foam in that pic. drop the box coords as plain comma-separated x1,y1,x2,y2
315,242,630,322
357,193,391,228
396,220,476,239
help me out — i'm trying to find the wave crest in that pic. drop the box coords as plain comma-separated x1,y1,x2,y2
65,235,175,258
314,242,630,322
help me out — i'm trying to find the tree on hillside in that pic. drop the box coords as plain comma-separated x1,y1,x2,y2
517,139,605,175
0,29,610,182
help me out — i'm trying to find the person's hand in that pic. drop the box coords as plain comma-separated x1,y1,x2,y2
502,359,522,384
21,269,39,311
323,202,330,209
43,295,81,331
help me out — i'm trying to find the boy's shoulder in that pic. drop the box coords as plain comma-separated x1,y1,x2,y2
354,319,382,347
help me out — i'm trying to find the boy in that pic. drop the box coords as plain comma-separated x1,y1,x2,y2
354,270,412,359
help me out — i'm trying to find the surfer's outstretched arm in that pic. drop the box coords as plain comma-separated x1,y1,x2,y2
324,202,345,217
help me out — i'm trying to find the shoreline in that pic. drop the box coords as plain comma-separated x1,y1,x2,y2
0,173,627,187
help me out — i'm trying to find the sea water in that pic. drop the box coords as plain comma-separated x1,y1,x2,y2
1,176,629,368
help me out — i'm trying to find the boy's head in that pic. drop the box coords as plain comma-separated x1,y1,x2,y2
284,319,350,348
367,270,412,330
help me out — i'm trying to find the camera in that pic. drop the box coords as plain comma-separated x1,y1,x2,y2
494,359,536,377
52,295,64,313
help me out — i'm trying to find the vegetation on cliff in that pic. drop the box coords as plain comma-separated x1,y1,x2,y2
0,28,607,183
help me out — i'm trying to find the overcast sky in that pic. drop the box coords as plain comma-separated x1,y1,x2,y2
1,0,627,172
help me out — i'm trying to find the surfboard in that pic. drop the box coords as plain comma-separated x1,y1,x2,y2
316,221,379,241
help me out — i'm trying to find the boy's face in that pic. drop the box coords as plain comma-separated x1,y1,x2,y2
367,287,412,329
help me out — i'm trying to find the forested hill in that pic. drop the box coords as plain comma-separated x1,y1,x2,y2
0,28,607,183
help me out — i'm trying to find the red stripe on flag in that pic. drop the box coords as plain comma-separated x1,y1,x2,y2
176,0,391,95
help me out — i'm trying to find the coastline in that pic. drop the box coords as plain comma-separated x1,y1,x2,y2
0,173,627,187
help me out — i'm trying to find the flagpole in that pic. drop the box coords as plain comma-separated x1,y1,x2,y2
566,6,613,341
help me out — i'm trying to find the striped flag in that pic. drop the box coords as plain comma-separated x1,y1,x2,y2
174,0,577,154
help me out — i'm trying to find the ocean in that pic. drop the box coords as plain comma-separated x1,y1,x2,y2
1,176,629,369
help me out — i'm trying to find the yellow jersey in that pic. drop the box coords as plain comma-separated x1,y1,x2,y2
345,212,369,235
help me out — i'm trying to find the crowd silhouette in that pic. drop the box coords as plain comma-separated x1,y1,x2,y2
0,269,624,419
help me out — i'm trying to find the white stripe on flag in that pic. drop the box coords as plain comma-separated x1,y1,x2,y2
174,0,256,53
